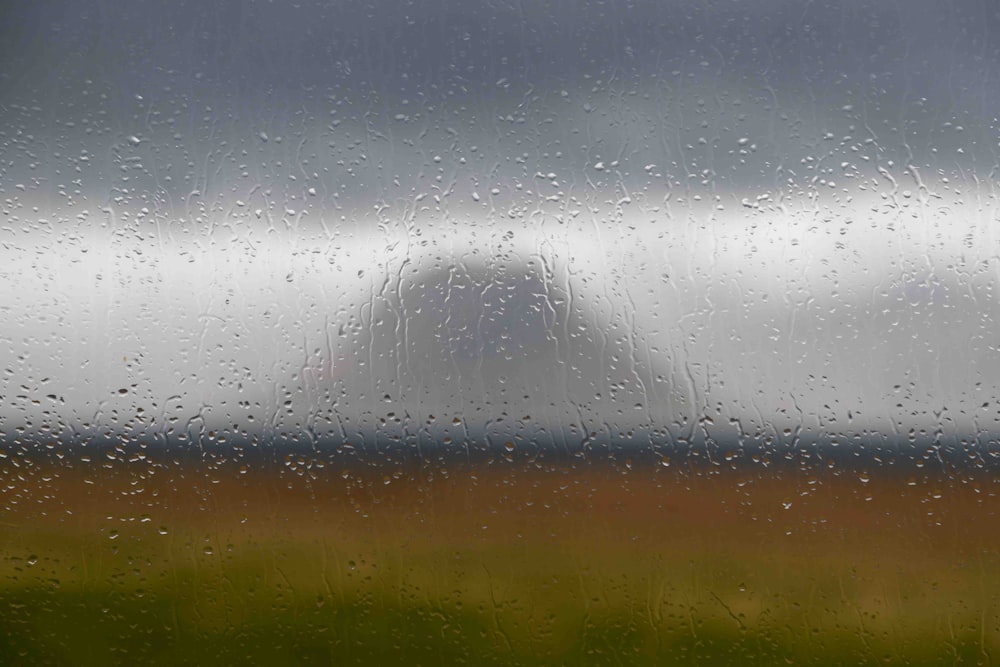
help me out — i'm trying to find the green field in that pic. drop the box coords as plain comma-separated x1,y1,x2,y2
2,450,999,665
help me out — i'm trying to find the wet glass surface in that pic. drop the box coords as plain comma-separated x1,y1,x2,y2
3,0,1000,663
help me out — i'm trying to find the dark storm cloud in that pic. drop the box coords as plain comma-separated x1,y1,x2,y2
4,0,1000,107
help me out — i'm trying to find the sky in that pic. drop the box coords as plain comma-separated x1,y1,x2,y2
3,0,1000,450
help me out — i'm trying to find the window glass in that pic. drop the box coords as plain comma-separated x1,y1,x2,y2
2,1,1000,663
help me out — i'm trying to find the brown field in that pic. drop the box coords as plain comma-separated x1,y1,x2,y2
2,449,1000,664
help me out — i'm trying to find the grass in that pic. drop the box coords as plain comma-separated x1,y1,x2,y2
2,447,999,664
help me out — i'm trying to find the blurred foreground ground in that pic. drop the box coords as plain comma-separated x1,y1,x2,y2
1,447,999,665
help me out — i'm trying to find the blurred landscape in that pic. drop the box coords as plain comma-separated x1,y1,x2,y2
5,1,1000,664
2,449,1000,665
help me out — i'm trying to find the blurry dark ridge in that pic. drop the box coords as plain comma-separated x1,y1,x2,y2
4,431,1000,477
